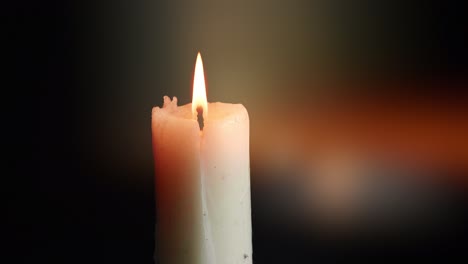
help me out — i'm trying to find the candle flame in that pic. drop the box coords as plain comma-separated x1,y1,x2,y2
192,52,208,118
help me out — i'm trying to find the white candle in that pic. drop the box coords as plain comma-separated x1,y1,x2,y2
152,53,252,264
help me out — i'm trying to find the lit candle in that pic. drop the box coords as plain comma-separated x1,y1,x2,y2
152,53,252,264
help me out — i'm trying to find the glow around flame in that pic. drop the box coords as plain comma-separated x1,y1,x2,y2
192,52,208,118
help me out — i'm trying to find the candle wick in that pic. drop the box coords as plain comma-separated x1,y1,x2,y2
196,106,204,130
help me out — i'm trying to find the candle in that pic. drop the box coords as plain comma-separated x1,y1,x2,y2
152,53,252,264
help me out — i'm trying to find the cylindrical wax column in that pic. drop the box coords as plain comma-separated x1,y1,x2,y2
152,96,252,264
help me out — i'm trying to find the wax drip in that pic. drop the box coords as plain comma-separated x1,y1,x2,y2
197,107,204,130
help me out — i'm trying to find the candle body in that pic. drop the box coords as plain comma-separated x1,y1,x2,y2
152,97,252,264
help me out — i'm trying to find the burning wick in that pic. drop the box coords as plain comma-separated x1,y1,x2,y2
197,106,204,130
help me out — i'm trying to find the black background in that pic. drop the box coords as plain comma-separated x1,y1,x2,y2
8,0,468,263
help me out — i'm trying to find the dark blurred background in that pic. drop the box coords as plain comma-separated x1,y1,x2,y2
8,0,468,263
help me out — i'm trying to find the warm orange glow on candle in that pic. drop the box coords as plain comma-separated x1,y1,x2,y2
192,52,208,118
